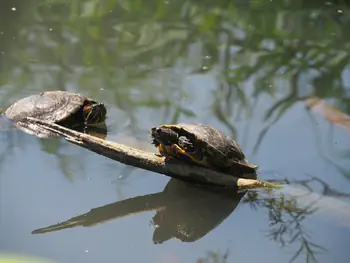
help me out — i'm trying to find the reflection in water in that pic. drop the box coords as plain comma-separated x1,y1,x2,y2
150,179,245,243
30,175,340,262
1,0,350,174
31,175,349,262
32,179,245,244
1,1,350,263
244,190,326,263
2,0,350,138
196,250,230,263
0,119,20,171
243,175,350,263
0,114,108,182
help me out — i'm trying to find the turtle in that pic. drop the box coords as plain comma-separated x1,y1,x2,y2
150,122,258,178
4,90,107,138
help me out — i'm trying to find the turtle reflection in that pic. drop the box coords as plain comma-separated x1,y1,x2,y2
151,179,245,243
32,178,245,244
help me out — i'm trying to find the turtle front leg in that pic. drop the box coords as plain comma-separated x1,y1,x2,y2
156,144,178,159
156,144,188,162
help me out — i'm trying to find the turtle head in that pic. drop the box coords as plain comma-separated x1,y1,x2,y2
151,126,179,146
83,102,107,124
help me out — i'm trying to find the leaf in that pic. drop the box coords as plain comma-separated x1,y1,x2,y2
81,0,97,17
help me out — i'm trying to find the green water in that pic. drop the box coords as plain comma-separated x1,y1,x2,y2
1,1,350,263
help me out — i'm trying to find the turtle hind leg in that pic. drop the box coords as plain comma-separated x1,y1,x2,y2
176,138,209,166
161,144,198,164
158,143,211,169
174,144,212,168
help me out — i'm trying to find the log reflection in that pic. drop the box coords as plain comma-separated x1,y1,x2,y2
32,178,245,244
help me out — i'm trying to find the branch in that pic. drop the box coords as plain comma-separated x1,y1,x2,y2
25,117,281,189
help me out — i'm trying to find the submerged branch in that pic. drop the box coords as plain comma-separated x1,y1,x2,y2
25,117,281,189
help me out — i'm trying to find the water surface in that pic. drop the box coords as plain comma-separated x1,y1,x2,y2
1,1,350,263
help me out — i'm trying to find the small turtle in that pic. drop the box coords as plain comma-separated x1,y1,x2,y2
150,122,258,178
4,90,107,138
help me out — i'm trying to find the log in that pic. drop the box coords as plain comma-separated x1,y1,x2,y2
25,117,281,189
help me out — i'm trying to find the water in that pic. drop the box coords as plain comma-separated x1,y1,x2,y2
1,1,350,263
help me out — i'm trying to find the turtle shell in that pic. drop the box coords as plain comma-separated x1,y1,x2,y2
155,122,258,175
5,90,93,123
4,90,102,138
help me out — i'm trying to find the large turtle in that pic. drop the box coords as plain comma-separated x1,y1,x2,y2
4,90,107,138
150,122,258,178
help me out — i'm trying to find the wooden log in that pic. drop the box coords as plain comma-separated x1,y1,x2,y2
25,117,281,189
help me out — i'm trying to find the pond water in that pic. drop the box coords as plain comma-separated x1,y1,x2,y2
1,1,350,263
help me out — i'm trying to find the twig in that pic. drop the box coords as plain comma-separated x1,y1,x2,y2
25,117,281,189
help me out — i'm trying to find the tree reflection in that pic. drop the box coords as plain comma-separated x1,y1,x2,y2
37,122,108,182
1,0,349,158
244,190,325,263
196,249,229,263
243,174,350,263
